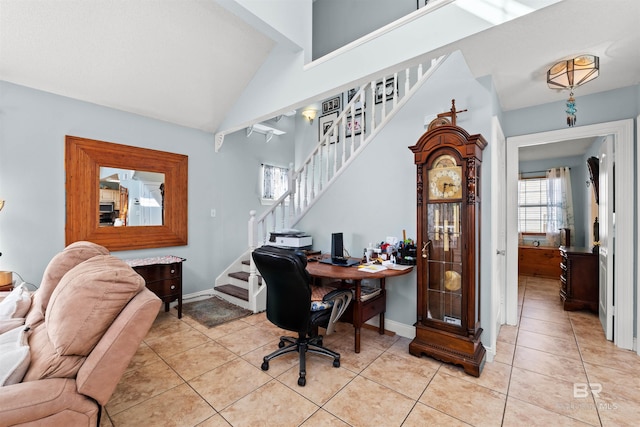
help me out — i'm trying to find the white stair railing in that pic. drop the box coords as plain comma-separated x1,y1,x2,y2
239,55,447,312
250,55,447,247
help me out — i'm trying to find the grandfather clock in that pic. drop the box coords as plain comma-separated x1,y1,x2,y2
408,100,487,377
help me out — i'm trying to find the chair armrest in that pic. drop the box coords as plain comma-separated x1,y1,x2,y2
0,378,99,425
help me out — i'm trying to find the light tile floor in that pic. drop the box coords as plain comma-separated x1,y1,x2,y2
101,276,640,426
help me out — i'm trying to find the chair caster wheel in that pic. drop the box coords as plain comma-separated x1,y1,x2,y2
261,361,269,371
278,341,285,348
333,359,340,368
298,376,306,386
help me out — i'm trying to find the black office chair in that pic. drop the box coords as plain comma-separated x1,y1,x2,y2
252,245,350,386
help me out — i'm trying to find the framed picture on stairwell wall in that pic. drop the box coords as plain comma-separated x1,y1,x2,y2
319,112,338,144
322,96,341,114
375,78,397,104
346,112,365,138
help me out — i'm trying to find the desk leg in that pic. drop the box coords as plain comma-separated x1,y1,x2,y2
378,278,386,334
353,279,362,353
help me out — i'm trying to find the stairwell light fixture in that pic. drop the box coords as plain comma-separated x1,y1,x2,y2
547,55,599,127
301,108,317,124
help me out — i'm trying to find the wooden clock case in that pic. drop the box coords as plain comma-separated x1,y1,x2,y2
408,119,487,377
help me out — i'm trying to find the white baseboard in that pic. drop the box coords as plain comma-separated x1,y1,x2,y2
365,317,415,339
166,289,217,310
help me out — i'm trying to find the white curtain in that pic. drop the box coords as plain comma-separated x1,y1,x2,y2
546,167,574,246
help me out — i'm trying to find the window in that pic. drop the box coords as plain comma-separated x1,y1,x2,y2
261,163,289,204
518,177,548,233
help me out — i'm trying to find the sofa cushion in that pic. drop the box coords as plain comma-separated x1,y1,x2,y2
0,283,31,320
22,255,145,382
0,326,30,386
25,241,109,327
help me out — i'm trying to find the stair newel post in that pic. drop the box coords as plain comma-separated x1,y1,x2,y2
262,209,277,245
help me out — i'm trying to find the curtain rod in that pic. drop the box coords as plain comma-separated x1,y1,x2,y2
520,167,571,175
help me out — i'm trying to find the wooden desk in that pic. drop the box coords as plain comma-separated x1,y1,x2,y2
306,258,413,353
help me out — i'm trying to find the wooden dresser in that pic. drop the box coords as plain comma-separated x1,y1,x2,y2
518,246,562,278
559,246,598,313
125,256,185,318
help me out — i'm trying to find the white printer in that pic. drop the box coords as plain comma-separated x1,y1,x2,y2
269,230,312,249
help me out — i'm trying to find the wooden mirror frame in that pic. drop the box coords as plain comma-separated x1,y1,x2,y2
65,136,188,251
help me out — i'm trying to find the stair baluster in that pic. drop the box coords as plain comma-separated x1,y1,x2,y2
214,55,448,312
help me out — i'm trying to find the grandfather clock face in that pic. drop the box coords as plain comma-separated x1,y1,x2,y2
428,154,462,200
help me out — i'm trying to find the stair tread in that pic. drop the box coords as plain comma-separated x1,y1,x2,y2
215,284,249,301
229,271,261,284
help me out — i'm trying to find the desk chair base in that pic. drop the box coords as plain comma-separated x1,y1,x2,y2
261,333,340,386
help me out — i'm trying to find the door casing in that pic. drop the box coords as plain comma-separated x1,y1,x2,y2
504,119,634,350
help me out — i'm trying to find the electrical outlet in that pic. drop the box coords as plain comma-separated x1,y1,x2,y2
210,209,216,218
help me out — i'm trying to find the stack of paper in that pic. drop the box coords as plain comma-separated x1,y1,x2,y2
359,286,382,301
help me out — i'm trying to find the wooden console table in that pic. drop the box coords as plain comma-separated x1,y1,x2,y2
125,256,185,318
305,257,413,353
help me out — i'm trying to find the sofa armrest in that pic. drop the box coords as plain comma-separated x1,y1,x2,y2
0,378,99,426
76,287,161,405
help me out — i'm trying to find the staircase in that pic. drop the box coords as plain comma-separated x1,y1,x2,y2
214,55,448,313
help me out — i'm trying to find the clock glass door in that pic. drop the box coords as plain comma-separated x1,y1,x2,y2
425,201,463,328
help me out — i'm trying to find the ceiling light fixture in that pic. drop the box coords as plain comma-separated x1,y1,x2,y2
301,109,317,124
547,55,599,127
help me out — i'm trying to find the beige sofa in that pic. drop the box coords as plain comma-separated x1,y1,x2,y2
0,241,161,426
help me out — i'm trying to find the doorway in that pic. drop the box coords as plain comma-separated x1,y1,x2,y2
504,119,634,350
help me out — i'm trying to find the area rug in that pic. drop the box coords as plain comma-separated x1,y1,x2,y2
179,296,253,328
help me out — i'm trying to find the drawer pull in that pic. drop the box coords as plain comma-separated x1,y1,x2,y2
171,285,176,290
171,269,175,274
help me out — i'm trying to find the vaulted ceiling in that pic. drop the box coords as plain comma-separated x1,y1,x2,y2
1,0,638,135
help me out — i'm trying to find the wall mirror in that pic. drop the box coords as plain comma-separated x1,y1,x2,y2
99,167,165,227
66,136,188,251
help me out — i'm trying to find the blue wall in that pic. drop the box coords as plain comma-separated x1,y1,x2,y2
0,81,294,294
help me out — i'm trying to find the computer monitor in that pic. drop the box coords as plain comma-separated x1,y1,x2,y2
331,232,345,260
320,233,360,266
